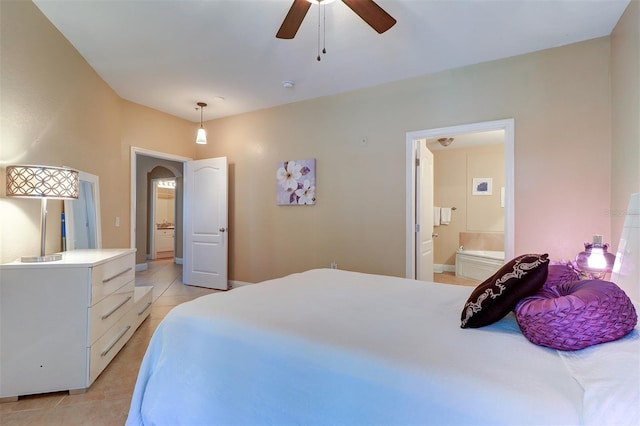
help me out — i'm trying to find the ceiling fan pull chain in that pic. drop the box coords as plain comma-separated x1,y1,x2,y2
322,3,327,55
317,2,322,61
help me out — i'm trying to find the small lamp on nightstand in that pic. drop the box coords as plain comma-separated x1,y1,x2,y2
5,165,79,262
575,235,616,280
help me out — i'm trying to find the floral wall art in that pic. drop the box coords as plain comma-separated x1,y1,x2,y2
276,159,316,205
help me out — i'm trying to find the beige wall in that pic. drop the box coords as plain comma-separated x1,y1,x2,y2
1,0,120,262
0,1,195,264
198,37,612,282
433,144,505,265
465,145,505,232
1,1,637,286
611,0,640,244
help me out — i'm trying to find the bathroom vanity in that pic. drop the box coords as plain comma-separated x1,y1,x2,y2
155,225,175,259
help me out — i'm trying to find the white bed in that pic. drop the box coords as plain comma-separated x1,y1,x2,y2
126,267,639,426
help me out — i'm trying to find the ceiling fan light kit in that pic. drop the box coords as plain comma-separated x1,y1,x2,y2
438,137,454,147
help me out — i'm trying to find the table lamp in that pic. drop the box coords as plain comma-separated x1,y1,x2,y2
6,165,79,262
575,234,616,280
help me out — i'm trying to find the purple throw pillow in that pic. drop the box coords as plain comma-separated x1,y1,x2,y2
461,253,549,328
544,264,581,289
515,280,637,351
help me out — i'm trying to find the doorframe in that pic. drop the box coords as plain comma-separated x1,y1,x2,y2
149,178,159,260
405,119,515,279
130,147,192,270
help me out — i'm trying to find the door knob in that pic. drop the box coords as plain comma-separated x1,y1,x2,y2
432,233,438,238
219,228,226,232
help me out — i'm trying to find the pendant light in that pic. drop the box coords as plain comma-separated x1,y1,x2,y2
196,102,207,145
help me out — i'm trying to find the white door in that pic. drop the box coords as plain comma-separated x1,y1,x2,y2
183,157,228,289
416,140,435,281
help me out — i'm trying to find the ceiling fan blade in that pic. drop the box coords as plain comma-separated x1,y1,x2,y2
341,0,396,34
276,0,312,39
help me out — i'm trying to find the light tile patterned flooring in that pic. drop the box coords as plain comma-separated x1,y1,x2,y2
0,262,476,425
433,271,480,287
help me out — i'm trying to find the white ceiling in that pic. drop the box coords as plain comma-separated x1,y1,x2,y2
33,0,630,122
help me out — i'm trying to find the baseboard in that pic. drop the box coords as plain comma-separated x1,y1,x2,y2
135,263,148,272
435,264,455,274
136,258,181,271
229,280,254,289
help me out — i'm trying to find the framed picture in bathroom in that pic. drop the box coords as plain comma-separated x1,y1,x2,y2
472,177,492,195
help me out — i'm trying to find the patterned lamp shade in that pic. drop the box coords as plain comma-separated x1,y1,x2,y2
5,165,79,262
6,165,79,199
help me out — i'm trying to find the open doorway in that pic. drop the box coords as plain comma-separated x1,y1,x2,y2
130,147,229,290
130,147,190,271
405,119,515,280
150,177,176,260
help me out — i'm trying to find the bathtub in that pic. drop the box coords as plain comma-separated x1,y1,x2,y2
455,250,505,282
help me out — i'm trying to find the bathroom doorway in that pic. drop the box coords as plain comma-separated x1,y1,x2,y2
150,178,176,260
405,119,515,280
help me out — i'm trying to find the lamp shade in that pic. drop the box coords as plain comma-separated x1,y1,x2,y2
6,165,79,199
196,128,207,145
575,235,616,279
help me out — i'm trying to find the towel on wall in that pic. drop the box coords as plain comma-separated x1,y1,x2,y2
433,207,441,226
441,207,452,225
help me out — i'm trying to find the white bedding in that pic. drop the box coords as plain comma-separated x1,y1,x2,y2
126,269,639,426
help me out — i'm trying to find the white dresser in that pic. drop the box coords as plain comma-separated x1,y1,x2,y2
0,249,151,399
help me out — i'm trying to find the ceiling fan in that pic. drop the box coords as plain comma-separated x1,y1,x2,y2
276,0,396,39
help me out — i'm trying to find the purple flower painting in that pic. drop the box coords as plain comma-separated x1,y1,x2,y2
276,159,316,205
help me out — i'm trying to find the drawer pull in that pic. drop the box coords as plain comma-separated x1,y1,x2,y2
101,296,132,320
100,325,131,357
137,302,152,316
102,267,133,284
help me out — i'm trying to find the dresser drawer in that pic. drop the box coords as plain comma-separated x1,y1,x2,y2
89,281,135,345
89,311,135,384
91,252,135,305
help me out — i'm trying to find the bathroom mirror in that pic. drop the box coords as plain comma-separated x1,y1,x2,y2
64,171,102,250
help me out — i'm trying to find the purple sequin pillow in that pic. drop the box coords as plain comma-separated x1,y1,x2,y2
515,280,637,351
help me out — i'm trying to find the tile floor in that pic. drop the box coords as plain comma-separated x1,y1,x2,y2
433,271,480,287
0,262,477,426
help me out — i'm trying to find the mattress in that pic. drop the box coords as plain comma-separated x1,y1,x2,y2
126,268,639,425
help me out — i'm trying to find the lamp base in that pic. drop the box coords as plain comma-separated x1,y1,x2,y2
21,253,62,263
